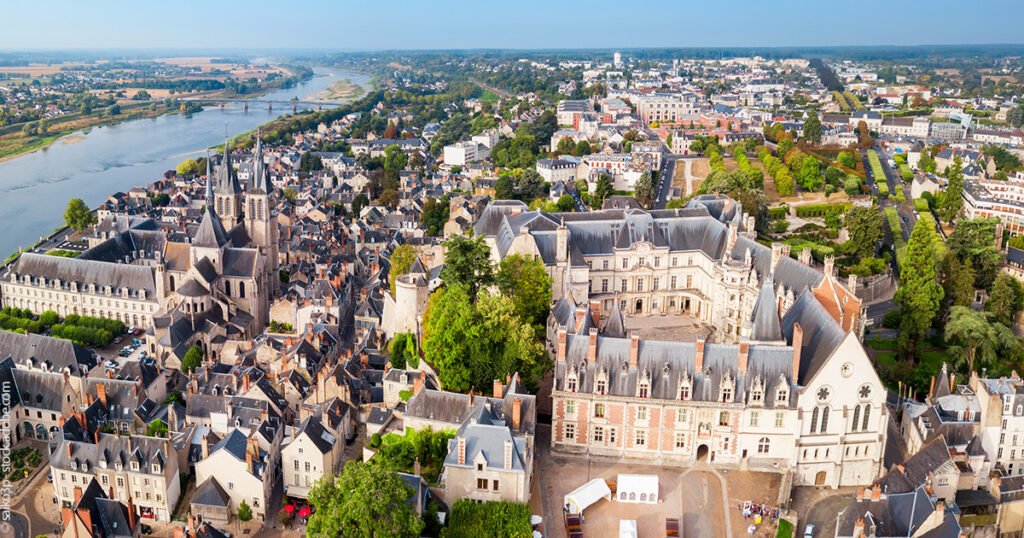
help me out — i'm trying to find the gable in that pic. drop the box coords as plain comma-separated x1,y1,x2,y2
800,332,884,408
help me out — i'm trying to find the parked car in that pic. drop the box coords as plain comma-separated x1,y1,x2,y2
140,524,153,535
104,360,118,369
804,524,815,537
113,337,122,344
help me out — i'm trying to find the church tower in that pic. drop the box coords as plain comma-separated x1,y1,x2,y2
244,131,280,296
214,136,243,226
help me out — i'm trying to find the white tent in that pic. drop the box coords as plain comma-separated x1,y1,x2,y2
563,478,612,514
619,520,638,538
616,474,659,504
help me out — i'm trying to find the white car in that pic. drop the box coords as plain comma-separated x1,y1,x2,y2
804,524,815,537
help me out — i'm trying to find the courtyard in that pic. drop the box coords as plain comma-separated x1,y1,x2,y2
623,311,715,343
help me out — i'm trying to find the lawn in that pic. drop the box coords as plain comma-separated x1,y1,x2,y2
777,519,794,538
479,90,500,103
867,337,897,351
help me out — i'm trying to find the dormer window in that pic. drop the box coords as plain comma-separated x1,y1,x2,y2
566,371,578,393
749,376,764,405
130,461,139,471
678,373,691,401
637,370,650,399
720,371,735,403
776,386,788,405
596,379,607,395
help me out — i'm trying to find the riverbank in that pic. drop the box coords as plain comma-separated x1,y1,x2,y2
310,77,362,102
0,101,181,163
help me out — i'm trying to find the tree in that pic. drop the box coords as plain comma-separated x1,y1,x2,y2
634,171,656,208
593,174,613,207
237,500,253,523
987,273,1024,326
945,306,999,373
352,193,369,216
145,419,168,438
947,218,1002,289
797,156,823,191
942,254,976,309
496,254,553,329
389,244,418,296
307,462,424,538
844,206,883,258
555,137,575,156
574,139,592,157
1008,104,1024,128
282,187,298,205
181,344,203,373
837,150,858,169
941,156,964,224
176,158,200,176
895,218,944,355
389,332,419,369
440,234,494,301
919,147,937,174
495,175,515,200
802,110,822,145
63,198,96,232
856,120,874,150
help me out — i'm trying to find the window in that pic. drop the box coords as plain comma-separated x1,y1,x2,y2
671,276,677,289
653,278,660,291
224,280,231,296
675,432,686,449
820,407,830,433
622,258,628,269
851,405,861,432
686,275,693,288
596,379,607,395
677,408,688,423
749,411,759,427
719,412,729,426
672,257,678,267
636,278,644,292
609,428,617,444
637,406,648,421
239,282,245,298
758,437,770,454
565,400,576,415
492,480,499,492
305,462,311,472
634,430,647,447
593,426,604,443
601,279,609,292
810,407,819,433
638,382,649,399
294,460,299,470
721,386,732,403
603,260,609,270
567,376,577,392
638,257,645,266
594,403,605,418
477,463,484,471
861,404,870,431
621,279,628,292
565,424,576,440
775,412,784,428
477,478,489,490
654,257,660,268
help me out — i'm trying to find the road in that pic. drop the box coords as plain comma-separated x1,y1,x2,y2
654,155,680,209
468,78,513,99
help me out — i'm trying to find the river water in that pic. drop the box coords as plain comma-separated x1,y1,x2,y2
0,67,369,256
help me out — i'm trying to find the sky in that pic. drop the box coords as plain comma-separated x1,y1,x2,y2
2,0,1023,51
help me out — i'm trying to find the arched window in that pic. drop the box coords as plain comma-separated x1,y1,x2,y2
757,436,770,454
862,404,871,431
239,281,246,298
820,406,830,433
169,276,175,292
810,407,819,434
851,405,861,432
224,280,231,297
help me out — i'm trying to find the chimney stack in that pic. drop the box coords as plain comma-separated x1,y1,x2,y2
557,328,568,362
493,379,503,399
587,328,598,362
243,373,251,392
74,485,83,504
590,300,601,327
457,437,466,465
853,518,865,538
629,333,640,369
97,383,107,406
413,371,424,396
504,439,513,470
738,342,749,374
414,458,421,477
126,495,136,528
574,307,587,331
870,486,881,501
695,337,705,372
201,434,209,460
512,397,522,431
791,323,804,379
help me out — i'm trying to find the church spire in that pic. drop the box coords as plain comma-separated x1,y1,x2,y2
218,130,242,195
204,149,212,204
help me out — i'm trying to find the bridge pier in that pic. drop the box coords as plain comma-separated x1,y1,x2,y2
268,103,272,111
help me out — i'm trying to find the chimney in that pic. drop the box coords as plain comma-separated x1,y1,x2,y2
771,242,783,270
187,515,196,536
74,485,83,504
870,486,881,501
413,371,424,396
512,397,522,431
557,328,568,362
853,518,865,538
848,274,858,291
791,323,803,379
457,436,466,465
629,333,640,369
738,342,749,374
67,443,73,457
950,372,956,393
243,373,251,392
493,379,503,399
201,434,209,460
574,307,587,330
246,448,254,474
58,416,65,428
126,495,136,529
590,300,601,327
587,328,598,362
414,458,421,477
798,247,812,265
504,439,513,470
695,337,705,372
929,376,936,399
856,487,864,501
824,255,835,277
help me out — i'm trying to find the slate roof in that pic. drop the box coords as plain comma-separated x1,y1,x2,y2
192,477,231,507
0,330,96,376
836,486,961,538
11,252,156,296
193,207,231,248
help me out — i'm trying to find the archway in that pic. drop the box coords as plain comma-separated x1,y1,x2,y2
696,444,709,462
635,299,643,314
815,471,827,486
35,424,47,439
22,422,33,439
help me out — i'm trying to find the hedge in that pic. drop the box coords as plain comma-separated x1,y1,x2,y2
441,500,532,538
832,91,850,112
867,150,886,180
769,206,790,220
50,324,113,347
795,203,850,218
914,198,930,212
877,182,890,196
63,314,125,334
898,163,913,181
885,207,906,265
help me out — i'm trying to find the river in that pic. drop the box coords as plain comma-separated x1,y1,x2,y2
0,67,370,256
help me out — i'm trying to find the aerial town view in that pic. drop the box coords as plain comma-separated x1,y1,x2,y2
1,1,1024,537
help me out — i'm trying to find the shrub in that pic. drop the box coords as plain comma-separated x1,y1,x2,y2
883,309,902,329
768,206,789,220
442,499,533,538
795,203,850,218
914,198,930,212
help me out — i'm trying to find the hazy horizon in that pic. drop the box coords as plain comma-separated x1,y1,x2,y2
3,0,1022,51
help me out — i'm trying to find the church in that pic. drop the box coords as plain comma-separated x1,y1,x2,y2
0,137,280,367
